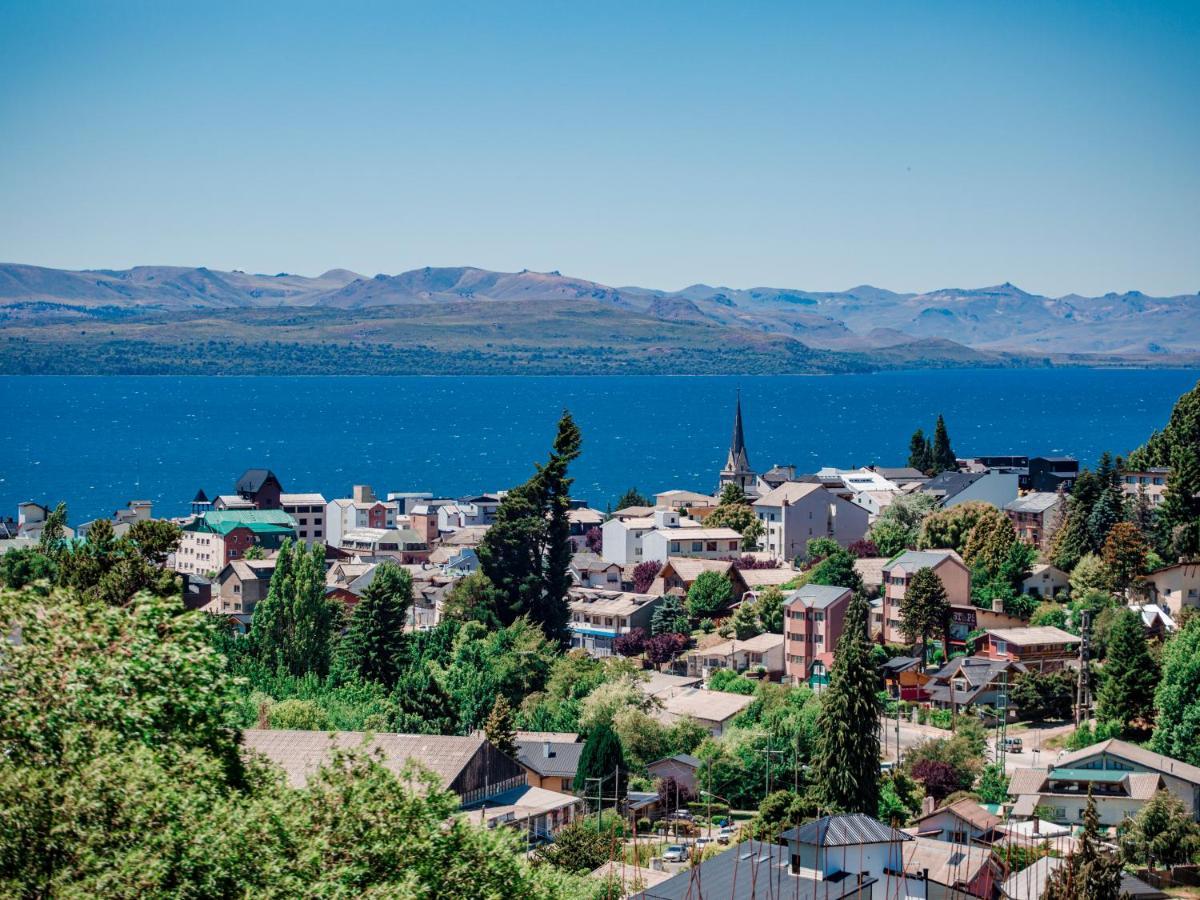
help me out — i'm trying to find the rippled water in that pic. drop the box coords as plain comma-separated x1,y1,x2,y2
2,369,1195,522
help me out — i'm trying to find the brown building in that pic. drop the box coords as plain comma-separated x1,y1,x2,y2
881,550,971,645
514,738,583,793
208,559,276,629
1004,492,1063,550
235,468,284,510
973,626,1079,672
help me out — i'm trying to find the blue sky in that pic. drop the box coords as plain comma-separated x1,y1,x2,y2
1,0,1197,296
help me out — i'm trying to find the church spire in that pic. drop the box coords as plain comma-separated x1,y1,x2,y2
719,391,755,493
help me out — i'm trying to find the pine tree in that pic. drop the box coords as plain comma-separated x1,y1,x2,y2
483,696,518,758
1042,791,1124,900
1087,484,1125,553
1127,378,1200,469
249,537,295,672
614,487,649,510
899,567,950,669
650,594,688,636
1100,521,1149,591
341,562,413,688
731,597,762,640
814,593,881,815
1097,608,1158,735
1156,445,1200,560
931,414,956,475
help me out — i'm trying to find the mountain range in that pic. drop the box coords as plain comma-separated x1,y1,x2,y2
1,263,1196,375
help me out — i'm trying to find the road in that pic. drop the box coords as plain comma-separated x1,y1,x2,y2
880,716,1077,774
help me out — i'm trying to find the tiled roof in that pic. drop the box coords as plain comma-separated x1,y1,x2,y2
1007,767,1049,796
242,729,487,789
783,813,911,848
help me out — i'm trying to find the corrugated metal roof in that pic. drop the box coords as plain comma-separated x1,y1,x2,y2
782,813,911,847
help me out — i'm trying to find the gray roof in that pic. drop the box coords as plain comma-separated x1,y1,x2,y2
1005,492,1061,514
242,729,487,789
885,549,959,572
1000,856,1168,900
235,468,280,494
921,471,983,499
782,813,911,848
785,583,852,609
648,753,702,770
632,840,877,900
514,740,584,779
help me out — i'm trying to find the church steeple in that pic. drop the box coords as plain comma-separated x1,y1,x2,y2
718,391,756,494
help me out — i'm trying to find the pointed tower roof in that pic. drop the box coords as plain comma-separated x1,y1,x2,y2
724,391,751,473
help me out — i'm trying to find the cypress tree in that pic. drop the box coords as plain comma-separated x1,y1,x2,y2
248,539,337,677
814,593,881,815
538,410,582,646
483,695,518,758
931,414,955,474
341,561,413,688
907,429,927,471
1097,608,1158,735
574,721,627,804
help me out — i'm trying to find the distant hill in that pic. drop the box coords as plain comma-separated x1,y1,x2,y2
0,262,1196,374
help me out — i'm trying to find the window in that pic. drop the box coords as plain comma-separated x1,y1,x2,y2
706,541,717,552
692,542,703,552
993,640,1008,655
814,611,824,622
728,541,738,550
233,584,241,594
670,541,680,553
813,634,823,645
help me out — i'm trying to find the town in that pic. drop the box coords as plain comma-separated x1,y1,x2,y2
3,379,1199,899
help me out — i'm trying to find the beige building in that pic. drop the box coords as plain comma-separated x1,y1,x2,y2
280,492,327,545
1121,468,1169,507
1141,562,1200,616
567,588,662,657
685,632,785,680
880,550,971,645
753,481,869,563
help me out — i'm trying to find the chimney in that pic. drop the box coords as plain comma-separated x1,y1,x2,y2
921,796,936,816
543,740,552,759
992,597,1004,614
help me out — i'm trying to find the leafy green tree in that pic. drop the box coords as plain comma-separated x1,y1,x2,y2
440,571,501,625
1031,601,1068,628
868,520,912,558
899,567,950,667
976,763,1009,805
391,661,459,734
250,539,339,677
1119,789,1200,869
268,698,331,730
718,482,746,506
746,789,821,841
1042,791,1125,900
575,722,627,803
705,499,757,541
650,594,689,636
341,562,413,688
478,410,582,645
614,487,649,510
918,501,993,554
484,695,518,758
686,571,732,622
756,586,785,634
1097,608,1158,735
868,492,939,557
1127,378,1200,469
1011,669,1075,722
1151,618,1200,765
962,507,1016,576
56,515,181,606
0,546,56,588
813,594,881,814
707,668,757,694
534,819,616,873
1069,553,1113,596
806,537,841,561
931,414,956,474
807,549,865,594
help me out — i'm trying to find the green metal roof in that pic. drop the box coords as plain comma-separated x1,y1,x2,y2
187,509,296,536
1048,768,1127,782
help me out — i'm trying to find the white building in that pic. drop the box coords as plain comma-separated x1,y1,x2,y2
325,485,400,547
600,508,704,565
641,525,742,564
752,481,870,562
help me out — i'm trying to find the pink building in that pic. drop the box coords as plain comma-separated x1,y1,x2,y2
784,583,853,689
881,550,971,646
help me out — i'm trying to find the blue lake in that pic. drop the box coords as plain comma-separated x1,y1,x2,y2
2,369,1196,522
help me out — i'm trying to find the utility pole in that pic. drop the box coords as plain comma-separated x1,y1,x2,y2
1075,610,1091,727
995,668,1009,772
753,745,785,801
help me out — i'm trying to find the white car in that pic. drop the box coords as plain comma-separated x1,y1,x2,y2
663,845,689,863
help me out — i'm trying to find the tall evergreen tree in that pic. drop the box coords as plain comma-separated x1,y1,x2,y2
1156,445,1200,560
478,410,582,646
931,414,956,474
614,487,649,510
483,695,518,758
1097,608,1158,735
574,721,628,804
650,594,688,636
341,562,413,688
1127,378,1200,469
1087,483,1125,554
814,593,881,814
1042,791,1124,900
899,567,950,668
907,429,928,471
1151,618,1200,766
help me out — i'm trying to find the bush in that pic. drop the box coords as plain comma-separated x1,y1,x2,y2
268,698,331,731
707,668,756,695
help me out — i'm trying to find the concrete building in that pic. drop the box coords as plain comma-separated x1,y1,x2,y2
685,633,785,680
1140,562,1200,616
880,550,971,645
657,688,754,737
325,485,401,547
784,584,852,689
1004,492,1062,550
1121,468,1169,507
641,525,743,564
338,527,429,563
207,559,276,629
753,481,870,562
567,588,662,657
280,492,326,545
175,509,296,576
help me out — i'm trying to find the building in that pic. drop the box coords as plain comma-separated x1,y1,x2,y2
280,492,326,545
243,730,579,842
654,489,718,511
650,557,749,599
1001,856,1169,900
514,738,583,794
1140,562,1200,616
436,494,503,532
739,566,801,599
973,626,1079,672
234,468,284,509
685,633,785,680
175,509,296,576
923,656,1027,713
784,584,853,689
717,393,756,495
190,489,213,516
326,485,400,547
1004,492,1062,550
645,753,703,796
567,588,662,657
657,688,754,736
566,506,604,551
338,527,429,563
947,603,1029,649
1121,468,1169,507
207,559,276,629
753,481,870,562
1022,563,1069,599
599,509,664,565
77,498,153,539
919,470,1019,509
641,526,743,565
569,551,624,589
881,550,971,645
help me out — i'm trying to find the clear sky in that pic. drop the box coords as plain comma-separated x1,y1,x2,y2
1,0,1197,296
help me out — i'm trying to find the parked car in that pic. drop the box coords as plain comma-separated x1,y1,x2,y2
717,826,736,845
695,837,713,853
663,845,689,863
1003,737,1024,752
